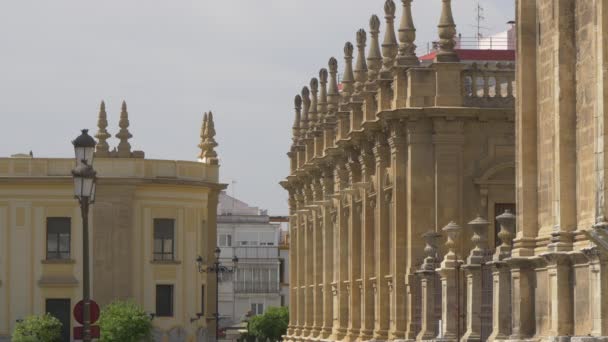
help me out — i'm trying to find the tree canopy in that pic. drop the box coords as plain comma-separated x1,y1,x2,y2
247,306,289,342
98,300,153,342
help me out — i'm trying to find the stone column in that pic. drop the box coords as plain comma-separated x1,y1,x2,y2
416,231,441,341
513,0,538,257
373,133,391,340
295,188,305,336
404,120,434,340
300,184,312,337
461,216,490,342
311,176,323,338
388,120,407,340
287,189,298,337
346,150,362,341
358,140,376,341
582,247,608,336
488,210,515,341
330,159,349,341
436,221,462,342
320,166,335,339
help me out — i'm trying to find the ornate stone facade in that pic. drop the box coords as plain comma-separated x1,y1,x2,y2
282,1,516,341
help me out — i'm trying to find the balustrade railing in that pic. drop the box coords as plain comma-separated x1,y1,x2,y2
461,62,515,108
234,281,280,294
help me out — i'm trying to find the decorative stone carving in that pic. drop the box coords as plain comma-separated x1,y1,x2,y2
342,42,355,98
466,215,490,264
494,209,515,261
318,68,329,120
435,0,458,62
293,95,302,143
200,111,219,165
381,0,398,73
327,57,340,113
420,231,441,271
367,15,382,82
115,101,133,158
95,100,111,156
396,0,419,66
354,29,368,94
301,86,311,135
310,78,319,130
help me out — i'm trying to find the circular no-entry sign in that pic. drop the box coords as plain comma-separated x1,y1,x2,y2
73,300,100,325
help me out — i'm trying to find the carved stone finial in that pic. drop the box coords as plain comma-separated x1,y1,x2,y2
95,100,111,157
115,100,133,158
309,78,319,129
420,231,442,271
293,95,302,143
367,15,383,82
494,209,515,260
301,86,311,135
382,0,398,73
198,112,208,159
342,42,355,98
201,111,218,165
397,0,419,66
318,69,329,121
327,57,340,112
435,0,459,62
354,29,368,94
467,215,490,264
441,221,461,262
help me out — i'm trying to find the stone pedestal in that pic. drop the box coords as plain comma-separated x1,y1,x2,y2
436,222,462,342
460,264,481,342
486,262,511,341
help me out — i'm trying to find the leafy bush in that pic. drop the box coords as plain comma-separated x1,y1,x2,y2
12,314,62,342
98,300,152,342
247,306,289,342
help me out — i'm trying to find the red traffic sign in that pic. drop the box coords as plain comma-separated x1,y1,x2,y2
73,300,100,325
74,325,100,340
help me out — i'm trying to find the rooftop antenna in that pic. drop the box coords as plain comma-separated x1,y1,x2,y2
469,1,489,41
231,180,237,210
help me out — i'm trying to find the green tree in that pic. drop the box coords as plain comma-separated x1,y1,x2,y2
98,300,153,342
247,306,289,342
12,314,62,342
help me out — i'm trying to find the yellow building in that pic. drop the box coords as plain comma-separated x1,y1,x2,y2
0,102,225,342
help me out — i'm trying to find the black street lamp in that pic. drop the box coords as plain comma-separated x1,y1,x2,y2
72,129,97,342
196,247,238,341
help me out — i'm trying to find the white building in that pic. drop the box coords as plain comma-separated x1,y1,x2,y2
216,192,287,330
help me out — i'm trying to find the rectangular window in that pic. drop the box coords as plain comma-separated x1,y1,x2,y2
46,218,71,260
251,303,264,315
46,299,71,342
154,219,175,261
219,234,232,247
156,285,174,317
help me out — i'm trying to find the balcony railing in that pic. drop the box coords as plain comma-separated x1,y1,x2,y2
234,281,280,294
219,246,279,259
461,62,515,108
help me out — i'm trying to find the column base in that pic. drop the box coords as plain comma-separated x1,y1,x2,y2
358,329,375,341
329,328,348,341
460,331,481,342
319,327,333,339
345,328,361,342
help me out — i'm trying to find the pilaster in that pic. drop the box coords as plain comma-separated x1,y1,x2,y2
388,120,407,340
373,132,390,340
436,222,462,342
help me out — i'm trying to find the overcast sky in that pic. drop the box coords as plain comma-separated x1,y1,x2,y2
0,0,514,215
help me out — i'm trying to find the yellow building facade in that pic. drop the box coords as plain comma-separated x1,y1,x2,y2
0,102,224,342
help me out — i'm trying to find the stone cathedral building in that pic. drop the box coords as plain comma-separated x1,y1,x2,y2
283,0,608,341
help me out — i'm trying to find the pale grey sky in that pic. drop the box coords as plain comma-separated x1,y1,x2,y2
0,0,514,215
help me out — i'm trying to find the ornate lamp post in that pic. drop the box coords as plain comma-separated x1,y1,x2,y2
72,129,97,342
196,246,238,341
